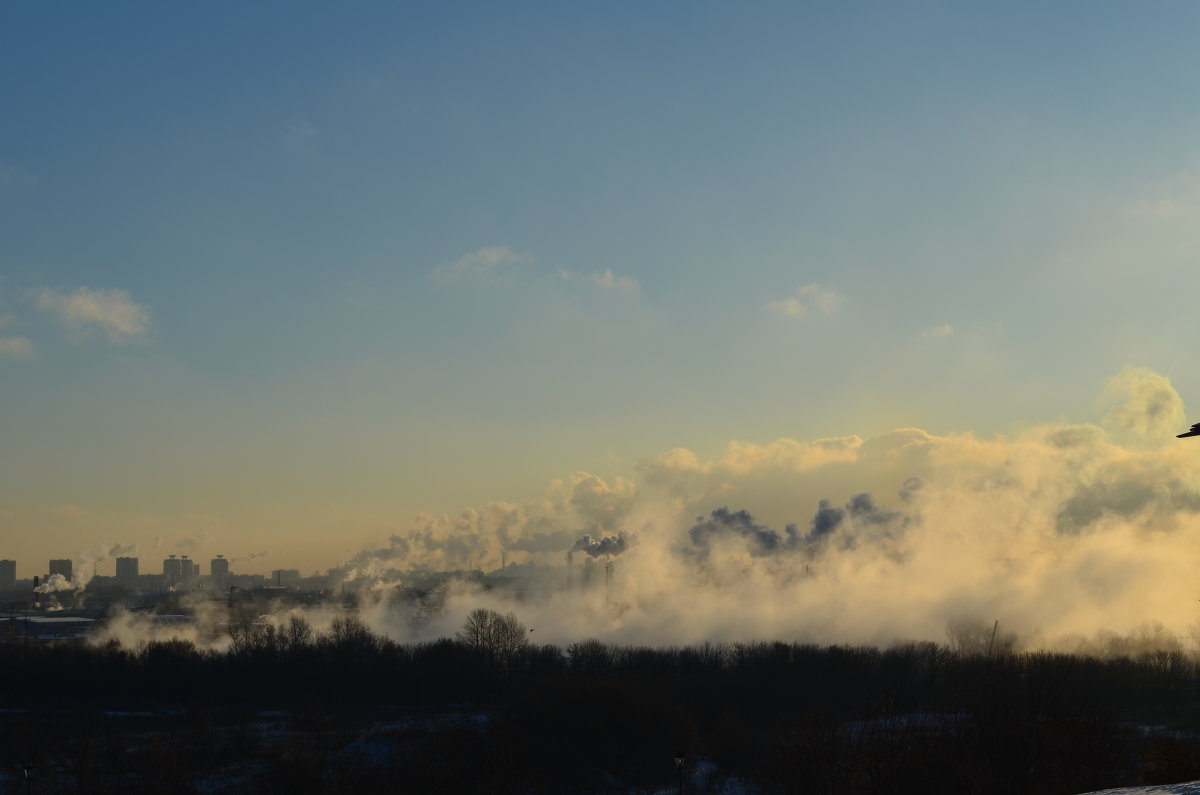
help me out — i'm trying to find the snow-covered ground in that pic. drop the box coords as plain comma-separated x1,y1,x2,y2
1083,783,1200,794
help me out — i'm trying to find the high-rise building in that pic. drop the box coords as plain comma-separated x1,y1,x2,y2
0,560,15,590
211,557,229,588
116,557,139,589
49,559,72,580
163,555,181,584
270,569,301,588
180,556,196,583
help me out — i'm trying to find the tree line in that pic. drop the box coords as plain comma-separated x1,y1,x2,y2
1,609,1200,793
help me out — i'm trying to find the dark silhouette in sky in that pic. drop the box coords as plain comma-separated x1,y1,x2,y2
1177,423,1200,438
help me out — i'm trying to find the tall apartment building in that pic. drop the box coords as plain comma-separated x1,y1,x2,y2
0,560,15,590
180,556,196,583
49,559,72,580
163,555,182,584
210,555,229,583
116,557,139,590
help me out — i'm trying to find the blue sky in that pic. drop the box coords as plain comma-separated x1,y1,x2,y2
4,2,1200,573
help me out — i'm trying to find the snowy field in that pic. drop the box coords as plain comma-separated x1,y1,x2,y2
1084,783,1200,794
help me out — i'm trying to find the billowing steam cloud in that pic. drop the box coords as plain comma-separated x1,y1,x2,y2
330,472,637,580
36,542,137,594
507,530,575,553
1100,366,1186,445
319,367,1200,653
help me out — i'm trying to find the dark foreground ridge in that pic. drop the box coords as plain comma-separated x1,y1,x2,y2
2,616,1200,793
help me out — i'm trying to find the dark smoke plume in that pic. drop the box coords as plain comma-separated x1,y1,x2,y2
809,501,843,539
688,507,800,559
688,493,906,561
571,533,629,558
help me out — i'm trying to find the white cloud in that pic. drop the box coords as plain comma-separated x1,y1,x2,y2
434,250,638,294
1126,197,1192,222
35,286,151,343
327,367,1200,652
558,267,640,294
430,246,530,285
586,268,640,293
766,283,843,318
1099,366,1186,446
920,324,955,339
0,336,33,358
1124,161,1200,224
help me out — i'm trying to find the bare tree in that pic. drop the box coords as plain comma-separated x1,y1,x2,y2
945,618,1014,657
458,608,529,665
282,615,313,655
945,618,993,656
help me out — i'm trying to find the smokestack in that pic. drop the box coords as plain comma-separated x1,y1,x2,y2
566,550,574,590
605,561,613,604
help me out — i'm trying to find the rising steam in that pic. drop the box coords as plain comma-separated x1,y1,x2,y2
35,542,137,594
102,367,1200,654
323,367,1200,651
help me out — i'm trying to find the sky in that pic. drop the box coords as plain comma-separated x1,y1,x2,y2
5,2,1200,586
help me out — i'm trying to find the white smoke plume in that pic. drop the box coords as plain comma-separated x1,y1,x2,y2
1100,366,1186,446
313,368,1200,652
329,472,637,581
35,542,137,594
93,593,234,651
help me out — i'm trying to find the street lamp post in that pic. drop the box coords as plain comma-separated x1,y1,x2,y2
673,754,684,795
